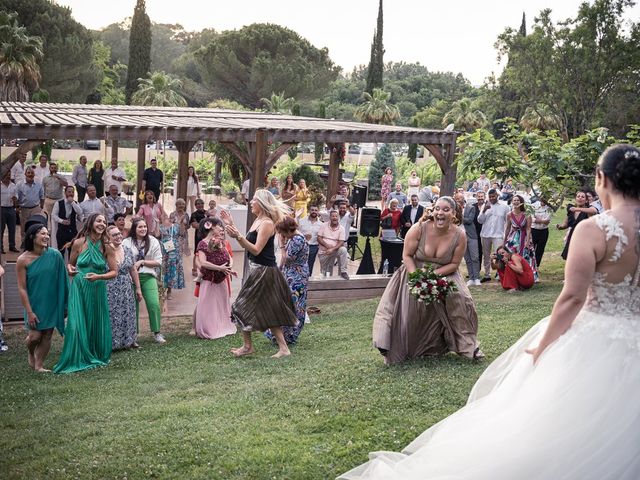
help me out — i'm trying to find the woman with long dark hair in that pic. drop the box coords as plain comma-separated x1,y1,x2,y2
88,160,105,198
122,217,165,344
503,194,538,281
54,213,117,373
222,189,298,358
136,190,166,238
556,190,597,260
281,174,298,209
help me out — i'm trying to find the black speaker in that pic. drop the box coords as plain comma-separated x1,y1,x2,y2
350,185,368,208
360,208,381,237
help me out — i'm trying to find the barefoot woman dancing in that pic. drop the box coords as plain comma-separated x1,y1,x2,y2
222,189,298,358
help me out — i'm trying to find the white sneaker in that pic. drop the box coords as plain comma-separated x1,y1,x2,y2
154,333,166,344
474,279,482,286
466,280,475,287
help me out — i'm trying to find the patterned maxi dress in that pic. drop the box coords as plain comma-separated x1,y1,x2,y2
504,212,539,281
160,223,185,290
381,174,393,206
265,234,310,345
107,246,137,350
169,210,191,256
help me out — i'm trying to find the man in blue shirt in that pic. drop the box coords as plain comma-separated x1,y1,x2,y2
16,167,44,241
387,182,408,208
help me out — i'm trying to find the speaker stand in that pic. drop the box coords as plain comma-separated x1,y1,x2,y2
356,236,376,275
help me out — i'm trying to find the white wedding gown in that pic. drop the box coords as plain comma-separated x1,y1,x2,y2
340,211,640,480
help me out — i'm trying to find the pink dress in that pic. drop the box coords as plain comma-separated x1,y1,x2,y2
137,203,165,236
195,240,237,340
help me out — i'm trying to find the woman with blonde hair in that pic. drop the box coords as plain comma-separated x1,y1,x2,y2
221,189,298,358
294,178,311,218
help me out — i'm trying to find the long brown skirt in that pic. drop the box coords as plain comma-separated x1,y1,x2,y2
231,264,298,332
372,265,480,365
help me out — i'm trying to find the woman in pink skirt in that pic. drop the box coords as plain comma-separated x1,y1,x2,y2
195,219,237,339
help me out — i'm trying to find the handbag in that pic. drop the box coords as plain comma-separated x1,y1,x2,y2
162,239,176,252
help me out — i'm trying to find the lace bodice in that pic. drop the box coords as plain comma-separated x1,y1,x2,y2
583,211,640,318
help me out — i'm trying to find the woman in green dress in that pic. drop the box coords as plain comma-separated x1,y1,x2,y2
17,224,69,372
53,213,117,374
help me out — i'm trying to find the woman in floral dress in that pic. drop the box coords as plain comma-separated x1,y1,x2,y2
265,216,310,345
106,225,142,350
159,216,185,299
169,199,191,256
380,167,393,210
503,194,538,282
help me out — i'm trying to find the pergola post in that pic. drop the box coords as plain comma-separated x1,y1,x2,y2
174,141,196,201
422,136,458,197
111,140,119,161
136,140,145,208
326,142,343,208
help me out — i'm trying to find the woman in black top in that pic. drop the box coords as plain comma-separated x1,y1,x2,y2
222,189,298,358
556,190,597,260
88,159,105,198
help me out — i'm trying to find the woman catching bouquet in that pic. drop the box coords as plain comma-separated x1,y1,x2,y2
372,196,483,364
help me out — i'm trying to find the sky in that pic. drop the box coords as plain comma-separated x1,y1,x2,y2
56,0,639,86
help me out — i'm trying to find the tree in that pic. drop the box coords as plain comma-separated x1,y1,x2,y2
368,144,395,200
355,88,400,125
260,91,295,113
519,104,561,132
92,41,126,105
3,0,99,102
365,0,384,94
194,23,340,108
125,0,151,104
442,98,487,132
0,11,43,101
495,0,639,139
519,12,527,36
131,71,187,107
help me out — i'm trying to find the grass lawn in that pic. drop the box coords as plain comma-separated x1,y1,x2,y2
1,215,568,479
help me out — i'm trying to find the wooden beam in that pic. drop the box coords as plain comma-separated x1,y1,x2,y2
325,142,343,209
219,141,252,177
440,140,458,197
174,141,196,201
422,144,447,172
136,141,145,208
266,142,297,172
0,140,45,179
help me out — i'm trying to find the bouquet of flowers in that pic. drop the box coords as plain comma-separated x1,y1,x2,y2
407,265,457,305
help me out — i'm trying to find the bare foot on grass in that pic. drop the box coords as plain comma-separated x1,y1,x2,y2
231,347,255,357
271,350,291,359
35,367,51,373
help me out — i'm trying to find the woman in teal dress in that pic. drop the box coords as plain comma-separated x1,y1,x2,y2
54,213,117,374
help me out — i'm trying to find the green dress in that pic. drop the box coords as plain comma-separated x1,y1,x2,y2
54,239,112,374
24,248,68,335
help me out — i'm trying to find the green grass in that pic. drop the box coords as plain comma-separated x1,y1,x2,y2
1,214,568,480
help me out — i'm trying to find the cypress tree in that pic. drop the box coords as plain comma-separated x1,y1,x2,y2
125,0,151,104
519,12,527,37
365,0,384,94
368,144,395,200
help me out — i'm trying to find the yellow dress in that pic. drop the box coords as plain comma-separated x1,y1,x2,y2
294,188,310,218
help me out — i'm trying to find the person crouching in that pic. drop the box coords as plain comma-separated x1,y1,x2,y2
492,244,534,293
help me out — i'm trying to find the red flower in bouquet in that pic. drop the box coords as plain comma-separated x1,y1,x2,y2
407,265,457,306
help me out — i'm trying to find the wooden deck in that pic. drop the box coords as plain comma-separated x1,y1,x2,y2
307,274,390,304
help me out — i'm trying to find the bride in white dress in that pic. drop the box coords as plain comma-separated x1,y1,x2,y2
339,144,640,480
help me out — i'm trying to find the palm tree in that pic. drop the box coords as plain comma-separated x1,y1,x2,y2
520,104,562,132
131,71,187,107
0,12,43,101
260,91,295,113
442,98,487,132
355,88,400,125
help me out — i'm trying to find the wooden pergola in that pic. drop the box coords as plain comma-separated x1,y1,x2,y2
0,102,459,216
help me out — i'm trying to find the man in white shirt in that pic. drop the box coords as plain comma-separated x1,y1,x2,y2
32,154,50,184
317,210,349,279
10,152,27,185
52,186,83,255
298,205,323,275
337,201,355,240
80,184,112,220
477,189,511,282
1,172,19,253
103,157,127,194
